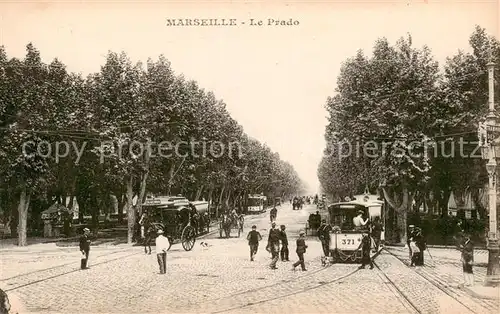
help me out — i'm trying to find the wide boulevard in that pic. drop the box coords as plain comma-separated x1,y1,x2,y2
0,203,497,313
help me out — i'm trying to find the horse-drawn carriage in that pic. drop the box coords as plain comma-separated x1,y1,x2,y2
292,197,303,210
305,211,321,236
141,196,210,251
219,211,244,238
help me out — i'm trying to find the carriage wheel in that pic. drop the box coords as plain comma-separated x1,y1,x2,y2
181,225,196,251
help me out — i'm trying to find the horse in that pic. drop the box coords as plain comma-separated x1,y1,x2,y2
198,212,210,233
143,222,160,254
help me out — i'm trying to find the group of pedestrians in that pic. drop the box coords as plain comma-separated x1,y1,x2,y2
246,221,308,271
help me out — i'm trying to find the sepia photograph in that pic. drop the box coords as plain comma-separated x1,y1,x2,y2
0,0,499,313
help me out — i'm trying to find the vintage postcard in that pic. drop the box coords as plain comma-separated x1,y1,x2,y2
0,0,499,313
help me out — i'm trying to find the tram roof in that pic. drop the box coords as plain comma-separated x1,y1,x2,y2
328,199,383,209
142,196,189,207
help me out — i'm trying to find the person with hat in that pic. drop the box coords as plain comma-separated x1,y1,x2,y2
292,230,308,271
318,219,333,263
413,227,426,266
353,210,369,230
267,222,281,269
358,233,374,270
371,216,383,252
155,229,170,274
459,233,475,286
79,228,91,270
270,206,278,223
246,225,262,261
279,225,289,262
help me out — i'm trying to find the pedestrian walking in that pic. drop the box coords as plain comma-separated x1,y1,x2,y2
267,222,280,269
292,230,308,271
279,225,289,261
155,229,170,274
246,225,262,261
79,228,91,270
460,234,474,286
270,207,277,223
318,219,332,263
358,233,374,269
371,216,383,251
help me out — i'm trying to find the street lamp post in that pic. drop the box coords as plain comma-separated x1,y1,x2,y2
485,61,500,287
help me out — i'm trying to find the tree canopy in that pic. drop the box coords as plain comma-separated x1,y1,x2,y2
318,26,499,243
0,45,306,245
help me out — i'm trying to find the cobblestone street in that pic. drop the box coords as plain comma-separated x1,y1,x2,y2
1,203,498,313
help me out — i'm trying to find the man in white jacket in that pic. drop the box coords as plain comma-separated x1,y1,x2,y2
155,229,170,274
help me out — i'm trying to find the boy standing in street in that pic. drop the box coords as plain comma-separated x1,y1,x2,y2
155,229,170,274
79,228,91,270
247,225,262,261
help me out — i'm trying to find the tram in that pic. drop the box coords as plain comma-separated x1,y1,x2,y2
327,194,384,263
246,194,266,214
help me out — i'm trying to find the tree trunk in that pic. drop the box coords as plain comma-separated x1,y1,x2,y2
382,186,411,244
17,186,31,246
126,175,135,244
65,194,75,236
439,189,451,217
225,189,232,207
90,189,99,236
195,185,204,201
207,188,213,203
117,194,125,223
217,186,225,216
167,164,175,196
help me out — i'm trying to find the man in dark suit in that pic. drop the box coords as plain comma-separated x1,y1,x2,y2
279,225,289,261
79,228,91,270
358,233,374,269
318,219,332,258
268,222,280,269
292,230,308,271
247,225,262,261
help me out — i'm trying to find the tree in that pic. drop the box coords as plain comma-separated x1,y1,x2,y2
320,35,442,243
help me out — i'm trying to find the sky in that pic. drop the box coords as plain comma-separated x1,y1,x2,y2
0,0,498,193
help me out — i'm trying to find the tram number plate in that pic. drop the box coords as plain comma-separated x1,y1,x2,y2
341,239,355,245
337,234,361,250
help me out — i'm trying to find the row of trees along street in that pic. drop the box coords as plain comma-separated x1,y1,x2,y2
0,44,306,246
318,26,500,245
